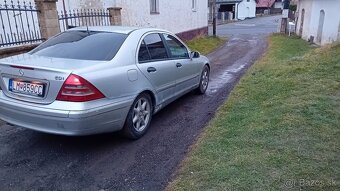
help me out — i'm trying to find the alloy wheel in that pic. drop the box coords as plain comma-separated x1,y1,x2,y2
132,97,151,132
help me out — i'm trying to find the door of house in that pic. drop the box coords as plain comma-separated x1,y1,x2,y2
299,9,305,36
317,10,325,44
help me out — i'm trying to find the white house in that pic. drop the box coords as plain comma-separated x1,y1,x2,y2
210,0,256,21
296,0,340,45
56,0,208,40
237,0,257,20
274,0,283,9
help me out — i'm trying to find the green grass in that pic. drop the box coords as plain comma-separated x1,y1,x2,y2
167,35,340,191
186,36,226,55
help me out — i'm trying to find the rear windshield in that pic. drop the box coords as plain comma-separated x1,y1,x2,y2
30,30,128,61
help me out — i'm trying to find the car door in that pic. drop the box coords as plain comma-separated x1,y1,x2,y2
161,33,201,95
136,33,177,104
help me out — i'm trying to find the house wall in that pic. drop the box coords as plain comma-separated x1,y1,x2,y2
237,0,256,20
56,0,208,38
296,0,340,45
296,0,313,39
274,2,283,9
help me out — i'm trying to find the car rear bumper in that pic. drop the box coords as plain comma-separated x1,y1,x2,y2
0,92,133,136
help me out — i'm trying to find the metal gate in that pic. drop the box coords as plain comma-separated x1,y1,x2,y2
58,9,111,32
0,0,43,47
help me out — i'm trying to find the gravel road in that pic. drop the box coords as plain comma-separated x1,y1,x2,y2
0,15,280,191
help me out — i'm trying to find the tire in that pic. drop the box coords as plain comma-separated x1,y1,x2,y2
122,93,153,139
196,65,210,94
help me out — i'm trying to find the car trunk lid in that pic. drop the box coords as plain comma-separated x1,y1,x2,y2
0,53,105,104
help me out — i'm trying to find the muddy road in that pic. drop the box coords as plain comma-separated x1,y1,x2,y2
0,16,280,191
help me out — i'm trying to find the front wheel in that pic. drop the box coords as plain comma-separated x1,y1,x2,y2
196,65,210,94
122,93,153,139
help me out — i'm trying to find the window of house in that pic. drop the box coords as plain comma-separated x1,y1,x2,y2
138,34,168,62
150,0,159,14
192,0,197,11
162,34,189,59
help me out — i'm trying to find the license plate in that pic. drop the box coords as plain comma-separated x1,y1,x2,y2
9,79,45,97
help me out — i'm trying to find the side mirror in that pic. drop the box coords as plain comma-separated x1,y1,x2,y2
190,51,200,60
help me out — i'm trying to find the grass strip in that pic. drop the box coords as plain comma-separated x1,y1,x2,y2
168,35,340,191
186,36,226,55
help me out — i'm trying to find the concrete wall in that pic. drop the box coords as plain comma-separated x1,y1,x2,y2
296,0,340,45
237,0,256,20
56,0,208,34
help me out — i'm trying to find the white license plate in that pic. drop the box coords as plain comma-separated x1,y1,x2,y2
9,79,45,97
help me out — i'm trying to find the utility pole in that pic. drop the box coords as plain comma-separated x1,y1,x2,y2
212,0,217,37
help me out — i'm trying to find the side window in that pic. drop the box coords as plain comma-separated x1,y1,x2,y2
163,34,189,59
138,33,168,62
138,40,151,62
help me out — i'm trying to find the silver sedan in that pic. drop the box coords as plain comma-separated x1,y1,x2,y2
0,26,210,139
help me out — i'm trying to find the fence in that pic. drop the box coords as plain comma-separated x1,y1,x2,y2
58,9,111,32
0,0,43,47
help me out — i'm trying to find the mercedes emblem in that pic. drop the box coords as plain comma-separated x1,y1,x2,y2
19,69,24,76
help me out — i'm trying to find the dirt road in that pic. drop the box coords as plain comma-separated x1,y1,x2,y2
0,16,280,191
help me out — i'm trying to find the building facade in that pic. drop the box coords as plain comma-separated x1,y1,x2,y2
209,0,256,21
56,0,208,40
296,0,340,45
256,0,282,14
237,0,257,20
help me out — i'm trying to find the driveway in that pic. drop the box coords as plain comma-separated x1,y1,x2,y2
0,15,280,191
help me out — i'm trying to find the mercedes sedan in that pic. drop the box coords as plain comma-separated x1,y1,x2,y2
0,26,210,139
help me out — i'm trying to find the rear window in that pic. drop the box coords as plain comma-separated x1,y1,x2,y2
30,30,128,61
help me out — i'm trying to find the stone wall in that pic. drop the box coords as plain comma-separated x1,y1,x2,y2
0,44,38,59
176,27,209,41
35,0,60,40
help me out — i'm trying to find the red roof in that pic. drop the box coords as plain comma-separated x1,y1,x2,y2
256,0,276,8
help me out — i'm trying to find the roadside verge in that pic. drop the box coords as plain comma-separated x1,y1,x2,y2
167,35,340,190
186,36,226,55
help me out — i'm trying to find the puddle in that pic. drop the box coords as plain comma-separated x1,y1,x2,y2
206,35,262,96
207,62,247,96
234,23,256,27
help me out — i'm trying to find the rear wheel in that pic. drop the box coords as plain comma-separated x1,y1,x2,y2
122,93,153,139
196,65,210,94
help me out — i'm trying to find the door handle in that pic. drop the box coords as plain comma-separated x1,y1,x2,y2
176,63,182,68
147,67,157,73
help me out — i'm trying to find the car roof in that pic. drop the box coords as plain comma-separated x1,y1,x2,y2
69,26,168,34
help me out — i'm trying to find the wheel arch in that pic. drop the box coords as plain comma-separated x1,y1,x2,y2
205,63,210,70
137,90,157,112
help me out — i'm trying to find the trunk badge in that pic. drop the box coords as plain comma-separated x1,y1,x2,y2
19,69,24,76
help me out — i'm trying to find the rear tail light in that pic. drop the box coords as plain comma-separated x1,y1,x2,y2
56,74,105,102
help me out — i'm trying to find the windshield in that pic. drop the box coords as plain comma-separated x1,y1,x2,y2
30,30,128,61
